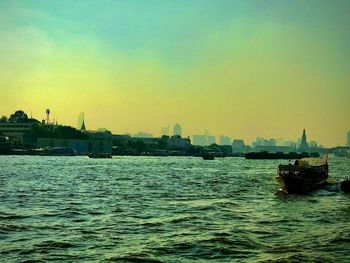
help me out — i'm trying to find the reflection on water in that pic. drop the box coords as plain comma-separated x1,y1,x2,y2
0,156,349,262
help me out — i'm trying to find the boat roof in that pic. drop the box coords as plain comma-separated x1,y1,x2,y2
299,157,327,166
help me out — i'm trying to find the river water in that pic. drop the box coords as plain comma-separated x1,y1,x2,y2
0,156,349,262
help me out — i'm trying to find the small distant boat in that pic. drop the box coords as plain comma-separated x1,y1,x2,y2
276,157,328,193
87,153,112,158
202,153,214,160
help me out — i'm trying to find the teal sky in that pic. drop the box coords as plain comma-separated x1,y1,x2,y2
1,0,350,146
3,0,350,60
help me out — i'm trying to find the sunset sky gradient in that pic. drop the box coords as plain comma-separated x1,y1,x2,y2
1,0,349,146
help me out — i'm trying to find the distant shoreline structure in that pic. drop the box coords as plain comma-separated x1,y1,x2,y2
1,110,349,158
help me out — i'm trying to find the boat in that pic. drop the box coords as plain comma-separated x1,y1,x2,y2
202,153,214,160
340,178,350,193
245,151,313,160
276,157,328,193
87,152,112,158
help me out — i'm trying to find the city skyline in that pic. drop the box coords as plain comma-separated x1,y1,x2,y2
1,1,350,147
0,108,348,147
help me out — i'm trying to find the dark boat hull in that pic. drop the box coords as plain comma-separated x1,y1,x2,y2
340,179,350,193
245,151,312,160
202,153,214,160
276,164,328,193
88,153,112,158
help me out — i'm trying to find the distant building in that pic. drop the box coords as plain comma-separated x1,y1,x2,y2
0,122,36,147
219,135,231,146
252,137,264,148
0,110,40,147
290,142,297,150
283,140,297,148
173,124,182,137
207,135,216,145
37,136,112,155
193,130,216,146
265,138,276,147
193,135,206,146
129,136,157,145
38,129,113,154
298,129,309,152
161,126,169,136
347,130,350,147
296,138,301,147
310,140,317,149
252,137,276,148
134,132,153,138
232,139,249,153
168,135,191,149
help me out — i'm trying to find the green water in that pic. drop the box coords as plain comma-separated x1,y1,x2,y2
0,156,349,262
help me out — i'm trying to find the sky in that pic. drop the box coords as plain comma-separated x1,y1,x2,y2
0,0,349,146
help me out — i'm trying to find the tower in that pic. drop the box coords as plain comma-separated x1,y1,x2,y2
46,109,50,125
173,124,182,137
298,129,309,152
347,130,350,147
77,112,85,130
80,119,86,131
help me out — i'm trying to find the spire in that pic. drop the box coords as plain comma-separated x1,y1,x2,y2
302,129,307,143
80,119,86,131
299,128,309,152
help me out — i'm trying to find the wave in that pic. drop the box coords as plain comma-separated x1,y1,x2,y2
0,223,29,232
34,240,76,249
0,213,30,220
105,253,164,263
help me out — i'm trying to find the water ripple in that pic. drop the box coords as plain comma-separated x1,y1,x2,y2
0,156,349,262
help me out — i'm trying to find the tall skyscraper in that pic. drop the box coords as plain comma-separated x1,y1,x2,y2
173,124,182,137
298,129,309,152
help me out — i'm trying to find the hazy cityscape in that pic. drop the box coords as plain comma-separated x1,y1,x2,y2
1,1,350,262
1,109,349,158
